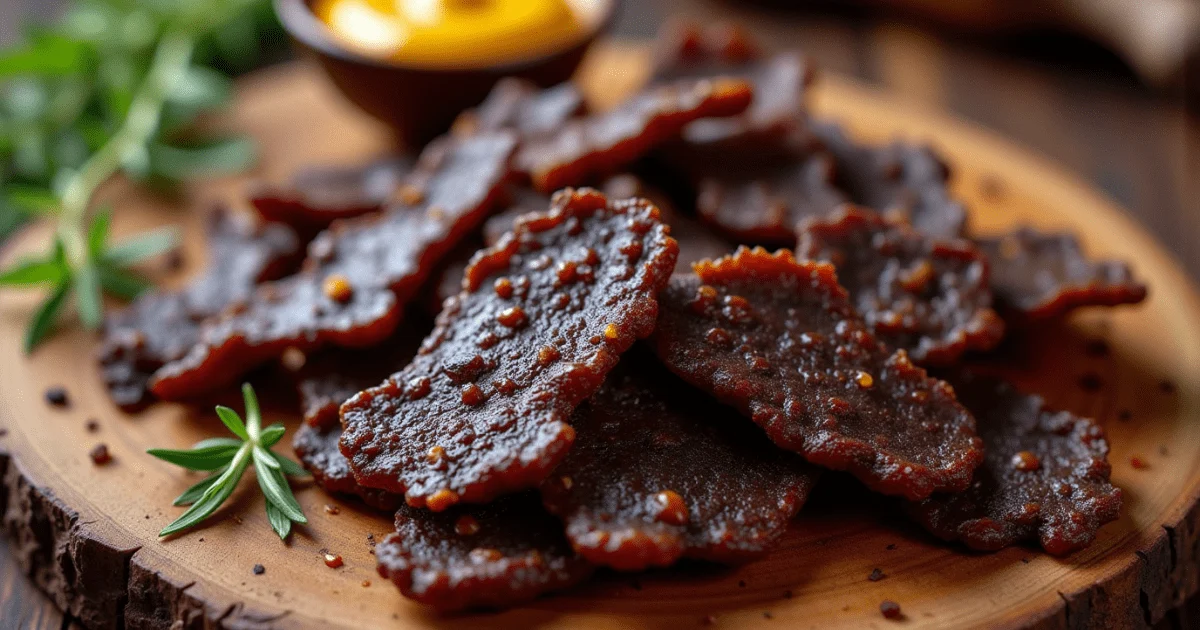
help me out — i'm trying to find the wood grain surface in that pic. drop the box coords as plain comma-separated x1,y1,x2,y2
0,42,1199,628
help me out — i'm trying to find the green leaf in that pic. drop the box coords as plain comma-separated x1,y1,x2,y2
74,262,103,329
192,437,243,450
253,450,306,523
0,37,87,77
24,280,70,353
265,500,292,540
147,136,256,181
97,265,149,300
241,383,261,437
87,209,111,258
270,452,309,478
159,447,252,537
214,406,250,441
259,423,286,448
173,470,224,506
0,257,65,286
253,445,280,470
5,186,59,215
147,443,242,471
103,226,178,267
167,65,232,110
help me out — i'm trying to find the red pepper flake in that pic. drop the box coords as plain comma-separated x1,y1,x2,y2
880,600,902,619
45,387,69,407
323,553,344,568
89,444,112,466
324,504,340,515
252,564,265,575
1130,456,1149,470
361,580,372,587
868,568,886,582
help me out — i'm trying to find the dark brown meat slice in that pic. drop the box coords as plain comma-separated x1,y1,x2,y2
540,355,820,571
339,189,679,510
149,133,516,400
797,206,1005,364
814,121,967,240
907,373,1121,555
651,247,983,500
375,492,593,611
482,186,551,248
98,207,300,409
452,77,586,137
513,78,753,192
974,227,1147,322
292,422,403,512
248,156,412,231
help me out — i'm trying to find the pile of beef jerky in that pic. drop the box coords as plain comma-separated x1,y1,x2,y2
99,22,1145,611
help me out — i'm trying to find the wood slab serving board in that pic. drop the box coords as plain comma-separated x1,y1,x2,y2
1,43,1199,630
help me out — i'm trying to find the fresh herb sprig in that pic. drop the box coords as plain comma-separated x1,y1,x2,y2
148,384,309,540
0,0,281,351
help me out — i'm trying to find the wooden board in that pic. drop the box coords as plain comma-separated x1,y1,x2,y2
1,43,1199,630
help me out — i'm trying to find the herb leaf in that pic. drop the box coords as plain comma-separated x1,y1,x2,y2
102,227,180,267
74,261,103,329
265,501,292,540
0,257,65,286
214,406,249,441
253,452,306,522
96,265,149,300
173,471,225,506
24,280,71,352
270,452,309,478
147,444,241,471
259,423,286,448
159,447,252,537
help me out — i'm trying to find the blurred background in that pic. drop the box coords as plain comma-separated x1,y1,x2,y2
0,0,1197,626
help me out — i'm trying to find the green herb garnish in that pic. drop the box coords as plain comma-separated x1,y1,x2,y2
0,0,281,352
149,383,309,540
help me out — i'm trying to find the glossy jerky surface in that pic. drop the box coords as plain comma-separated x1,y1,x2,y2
98,208,300,409
907,374,1121,555
814,122,966,240
651,247,982,500
292,422,403,511
797,206,1004,364
540,357,819,571
149,133,516,400
339,189,679,510
249,157,412,231
375,493,593,611
975,227,1148,322
453,78,585,137
513,78,753,192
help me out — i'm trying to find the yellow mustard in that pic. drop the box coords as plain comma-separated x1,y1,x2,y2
312,0,592,68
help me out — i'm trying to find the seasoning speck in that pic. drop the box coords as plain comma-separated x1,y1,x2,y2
738,580,747,588
361,580,372,587
1160,380,1177,394
252,564,265,575
324,504,340,515
323,553,344,568
885,544,897,550
1130,456,1149,470
89,444,112,466
1084,339,1110,358
323,274,354,303
880,600,902,620
85,419,100,432
868,568,885,582
1078,373,1103,392
45,387,69,407
1117,410,1132,422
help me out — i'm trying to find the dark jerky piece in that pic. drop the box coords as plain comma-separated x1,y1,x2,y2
340,189,679,509
540,357,819,571
651,247,982,500
907,374,1121,555
98,208,300,409
249,156,412,231
150,133,516,400
797,206,1004,364
292,422,403,511
814,121,966,240
513,78,753,193
652,21,812,148
453,78,585,137
975,227,1147,322
375,492,593,611
482,186,551,248
423,238,482,317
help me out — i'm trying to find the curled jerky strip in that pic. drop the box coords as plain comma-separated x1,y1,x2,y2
340,189,678,510
453,77,586,137
248,156,413,232
292,421,403,512
652,247,982,500
150,132,517,400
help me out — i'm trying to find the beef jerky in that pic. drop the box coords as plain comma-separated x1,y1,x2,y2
907,373,1121,555
150,132,517,401
98,208,300,409
453,78,585,137
814,121,967,240
292,422,403,511
975,227,1147,322
340,189,679,510
652,20,813,148
540,357,820,571
423,238,481,317
513,78,753,193
375,493,593,611
482,186,551,247
797,206,1004,365
651,247,982,500
249,157,412,231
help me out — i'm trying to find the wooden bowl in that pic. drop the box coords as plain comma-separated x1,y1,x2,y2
274,0,620,148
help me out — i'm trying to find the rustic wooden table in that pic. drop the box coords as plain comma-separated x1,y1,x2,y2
0,0,1196,627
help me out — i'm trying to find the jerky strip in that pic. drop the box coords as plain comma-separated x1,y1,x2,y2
249,156,412,231
907,373,1121,555
798,206,1004,364
150,132,517,400
453,78,586,137
541,356,819,570
292,422,403,512
651,247,983,500
340,189,679,510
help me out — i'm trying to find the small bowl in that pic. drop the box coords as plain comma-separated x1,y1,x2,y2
275,0,620,148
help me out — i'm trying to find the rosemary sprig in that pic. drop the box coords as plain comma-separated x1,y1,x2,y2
149,383,309,540
0,0,280,352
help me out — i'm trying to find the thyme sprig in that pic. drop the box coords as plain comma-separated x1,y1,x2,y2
148,384,309,540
